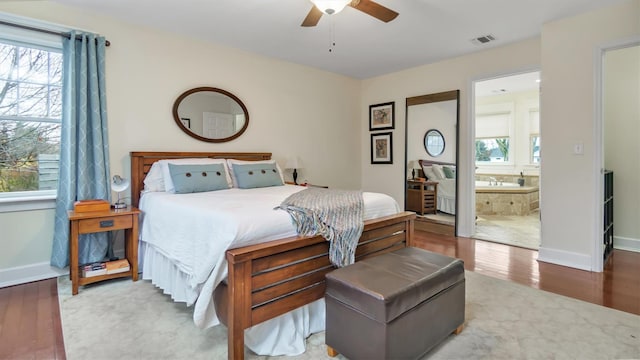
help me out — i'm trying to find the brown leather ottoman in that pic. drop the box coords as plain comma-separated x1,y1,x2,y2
325,247,465,360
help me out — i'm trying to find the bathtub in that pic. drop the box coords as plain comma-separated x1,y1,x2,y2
475,180,521,189
475,181,539,216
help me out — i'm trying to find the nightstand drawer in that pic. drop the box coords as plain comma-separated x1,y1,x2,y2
78,215,133,234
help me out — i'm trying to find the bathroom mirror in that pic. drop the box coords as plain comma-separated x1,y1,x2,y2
172,87,249,143
424,129,445,157
405,90,460,235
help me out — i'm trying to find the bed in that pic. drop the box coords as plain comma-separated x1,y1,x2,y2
419,159,456,215
130,151,415,359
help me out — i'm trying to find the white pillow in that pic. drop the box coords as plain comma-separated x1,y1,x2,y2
226,159,285,187
159,158,232,193
143,162,166,192
432,164,446,180
422,165,437,181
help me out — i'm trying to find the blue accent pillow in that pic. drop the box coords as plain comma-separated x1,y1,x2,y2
168,163,230,194
232,163,283,189
443,166,456,179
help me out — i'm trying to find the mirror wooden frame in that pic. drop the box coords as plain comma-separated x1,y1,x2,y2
405,90,460,235
172,87,249,143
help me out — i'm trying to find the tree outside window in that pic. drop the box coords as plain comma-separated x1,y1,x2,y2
0,40,62,193
475,137,509,162
531,135,540,164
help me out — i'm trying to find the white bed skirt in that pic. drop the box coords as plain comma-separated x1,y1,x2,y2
438,195,456,215
139,241,326,356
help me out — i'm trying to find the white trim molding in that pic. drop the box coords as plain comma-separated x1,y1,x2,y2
614,236,640,253
0,262,67,288
538,246,593,272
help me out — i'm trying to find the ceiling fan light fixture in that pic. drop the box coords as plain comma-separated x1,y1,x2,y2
310,0,351,15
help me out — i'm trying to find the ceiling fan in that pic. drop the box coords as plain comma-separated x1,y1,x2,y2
301,0,399,27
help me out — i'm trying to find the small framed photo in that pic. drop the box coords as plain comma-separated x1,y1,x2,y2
369,101,395,131
180,118,191,129
371,132,393,164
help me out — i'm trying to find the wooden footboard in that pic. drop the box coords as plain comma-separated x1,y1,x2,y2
217,211,415,360
130,152,415,360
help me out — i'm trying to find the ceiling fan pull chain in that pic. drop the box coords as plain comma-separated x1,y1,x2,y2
329,18,336,53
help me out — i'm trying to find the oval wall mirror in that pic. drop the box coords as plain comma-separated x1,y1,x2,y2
424,129,445,157
172,87,249,143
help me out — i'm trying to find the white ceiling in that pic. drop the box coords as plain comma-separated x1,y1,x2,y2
53,0,626,79
475,71,540,97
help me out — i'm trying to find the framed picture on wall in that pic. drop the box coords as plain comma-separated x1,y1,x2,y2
369,101,395,130
371,132,393,164
180,118,191,129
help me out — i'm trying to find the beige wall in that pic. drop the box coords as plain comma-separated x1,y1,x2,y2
360,38,541,237
1,1,638,285
538,0,639,270
0,2,361,284
604,45,640,251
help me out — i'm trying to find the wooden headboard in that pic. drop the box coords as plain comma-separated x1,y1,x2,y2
419,159,455,167
417,159,456,178
130,151,272,208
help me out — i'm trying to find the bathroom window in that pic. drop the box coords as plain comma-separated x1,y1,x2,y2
531,135,540,164
475,137,510,163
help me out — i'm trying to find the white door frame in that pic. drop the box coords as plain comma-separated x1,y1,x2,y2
461,67,541,239
592,36,640,272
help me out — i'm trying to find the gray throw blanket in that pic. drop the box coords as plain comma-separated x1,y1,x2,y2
275,188,364,267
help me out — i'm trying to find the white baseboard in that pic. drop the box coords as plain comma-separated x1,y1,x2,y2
537,247,592,271
0,246,126,289
614,235,640,253
0,262,67,288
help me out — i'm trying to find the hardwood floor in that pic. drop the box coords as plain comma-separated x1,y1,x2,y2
413,231,640,315
1,231,638,359
0,278,65,360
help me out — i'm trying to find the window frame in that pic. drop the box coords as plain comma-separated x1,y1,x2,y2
530,134,541,164
475,136,512,164
0,18,65,211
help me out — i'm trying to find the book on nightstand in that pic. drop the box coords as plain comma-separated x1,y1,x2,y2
81,262,107,277
106,259,130,274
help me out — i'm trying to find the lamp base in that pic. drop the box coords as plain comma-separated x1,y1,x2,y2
112,201,127,209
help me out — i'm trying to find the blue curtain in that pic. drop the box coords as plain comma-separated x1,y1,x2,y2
50,31,111,268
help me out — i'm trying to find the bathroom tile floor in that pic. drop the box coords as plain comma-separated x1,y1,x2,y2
473,210,541,250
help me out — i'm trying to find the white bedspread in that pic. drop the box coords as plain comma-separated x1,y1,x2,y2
138,184,400,355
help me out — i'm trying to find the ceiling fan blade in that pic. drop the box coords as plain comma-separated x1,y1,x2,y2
350,0,399,23
301,6,323,27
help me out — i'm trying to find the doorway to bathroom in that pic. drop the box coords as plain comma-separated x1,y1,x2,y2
472,71,541,250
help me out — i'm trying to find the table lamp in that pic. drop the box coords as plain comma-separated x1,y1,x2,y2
285,157,304,185
411,160,422,179
111,175,130,209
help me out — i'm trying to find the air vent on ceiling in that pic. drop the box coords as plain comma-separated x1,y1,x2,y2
471,34,496,45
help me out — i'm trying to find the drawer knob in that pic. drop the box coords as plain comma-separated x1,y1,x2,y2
100,220,114,228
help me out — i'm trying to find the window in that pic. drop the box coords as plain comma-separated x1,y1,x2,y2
531,135,540,164
0,38,62,198
475,137,510,162
475,110,512,164
528,109,540,164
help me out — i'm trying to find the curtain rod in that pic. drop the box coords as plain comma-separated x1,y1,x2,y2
0,20,111,47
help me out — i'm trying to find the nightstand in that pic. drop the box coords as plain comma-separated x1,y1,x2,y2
285,181,328,188
406,180,438,215
68,206,141,295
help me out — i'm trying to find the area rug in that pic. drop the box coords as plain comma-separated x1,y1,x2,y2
58,271,640,359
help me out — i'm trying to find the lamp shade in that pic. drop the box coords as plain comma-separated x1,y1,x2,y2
111,175,130,209
310,0,351,15
111,175,130,193
285,156,303,170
